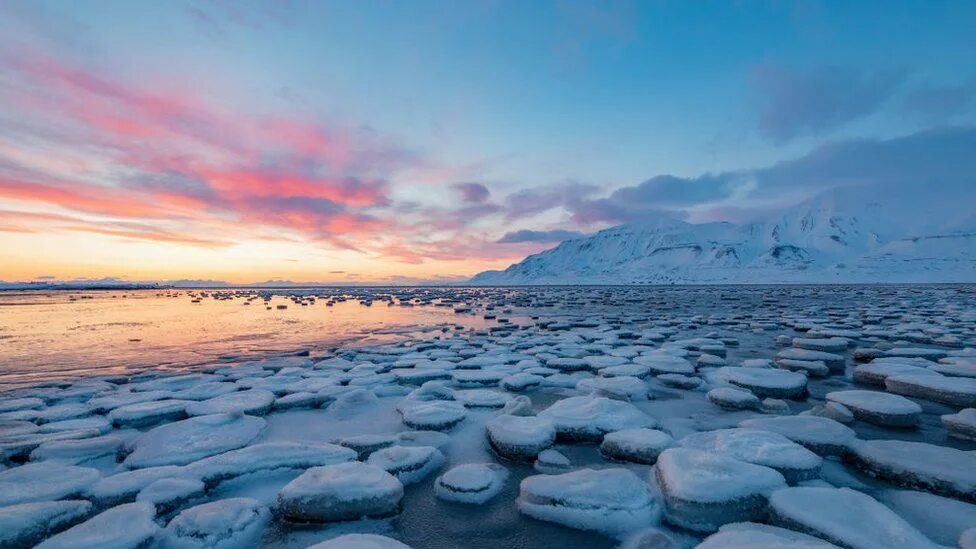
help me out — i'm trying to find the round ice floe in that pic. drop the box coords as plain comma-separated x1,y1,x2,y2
576,376,647,400
824,390,921,427
633,353,695,375
697,522,838,548
0,462,100,506
678,428,822,484
87,390,173,413
29,434,123,465
455,389,510,408
0,397,45,414
518,468,659,535
538,396,655,441
108,399,190,427
846,439,976,502
184,389,275,417
713,367,807,399
278,462,404,522
601,363,652,378
159,497,271,549
600,428,673,464
367,445,445,485
0,500,92,548
486,414,556,460
171,382,239,401
396,430,451,450
534,449,570,474
124,413,267,468
186,442,356,488
885,374,976,408
775,358,830,377
738,416,857,456
336,434,397,460
655,447,786,533
37,416,112,435
308,534,410,549
852,361,938,386
86,466,184,507
452,370,505,388
656,373,702,389
35,502,159,549
499,395,534,416
769,487,941,549
707,387,760,410
435,463,508,504
775,349,845,371
500,373,543,392
137,477,205,514
943,408,976,441
545,357,589,372
400,400,467,430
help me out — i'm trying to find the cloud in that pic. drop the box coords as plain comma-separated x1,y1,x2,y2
497,229,583,243
502,181,600,220
903,81,976,120
569,126,976,224
452,182,491,203
751,64,907,142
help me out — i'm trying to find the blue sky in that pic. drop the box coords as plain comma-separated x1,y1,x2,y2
0,0,974,282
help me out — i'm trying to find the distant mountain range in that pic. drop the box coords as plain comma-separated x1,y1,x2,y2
470,186,976,284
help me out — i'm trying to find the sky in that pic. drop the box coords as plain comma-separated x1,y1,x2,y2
1,1,974,284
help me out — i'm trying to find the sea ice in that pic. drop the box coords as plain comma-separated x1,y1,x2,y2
35,502,160,549
278,462,404,522
538,396,655,441
518,468,659,535
824,390,922,427
158,497,271,549
434,463,508,504
123,413,266,468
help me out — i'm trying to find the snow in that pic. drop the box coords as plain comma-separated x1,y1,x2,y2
0,462,100,506
38,416,112,435
713,367,808,399
124,413,267,468
0,500,92,548
738,416,857,456
159,497,271,549
707,387,761,410
86,465,184,506
537,396,655,441
878,489,976,546
942,408,976,441
697,522,839,548
308,534,410,549
366,445,445,485
399,400,467,430
655,447,786,532
847,439,976,501
108,399,191,427
468,188,976,285
600,428,673,464
486,414,555,459
137,477,205,513
678,428,822,484
768,487,942,549
534,449,571,474
575,376,648,400
518,468,660,535
434,463,508,504
852,361,939,386
885,374,976,407
29,434,123,464
35,502,160,549
277,462,404,522
185,389,276,417
633,353,696,375
824,390,922,427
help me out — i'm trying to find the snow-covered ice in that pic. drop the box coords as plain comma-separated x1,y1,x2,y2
434,463,508,504
518,468,659,535
277,462,404,522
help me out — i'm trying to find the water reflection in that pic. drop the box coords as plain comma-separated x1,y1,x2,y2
0,289,499,388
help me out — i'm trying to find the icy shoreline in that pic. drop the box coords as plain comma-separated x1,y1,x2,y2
2,285,976,548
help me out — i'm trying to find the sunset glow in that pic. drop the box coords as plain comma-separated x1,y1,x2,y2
1,1,974,284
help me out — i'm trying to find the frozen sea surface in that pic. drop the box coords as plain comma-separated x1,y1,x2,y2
1,285,976,548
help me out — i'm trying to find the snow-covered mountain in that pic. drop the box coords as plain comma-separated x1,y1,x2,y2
470,187,976,284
